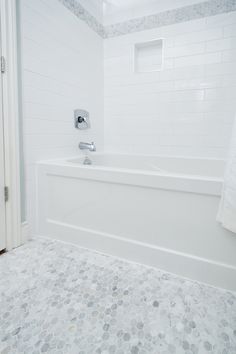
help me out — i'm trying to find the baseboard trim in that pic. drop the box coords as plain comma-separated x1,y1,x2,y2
38,219,236,292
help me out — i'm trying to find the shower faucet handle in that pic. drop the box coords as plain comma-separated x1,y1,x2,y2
74,109,90,130
77,116,85,123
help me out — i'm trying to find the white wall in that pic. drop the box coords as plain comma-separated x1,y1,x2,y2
104,12,236,157
21,0,104,233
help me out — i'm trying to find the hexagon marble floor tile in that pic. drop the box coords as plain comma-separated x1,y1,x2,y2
0,238,236,354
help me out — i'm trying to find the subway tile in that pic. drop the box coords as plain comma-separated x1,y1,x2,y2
206,37,236,52
165,42,205,58
174,77,223,90
174,52,222,68
222,49,236,62
205,61,236,75
173,28,223,46
173,65,205,80
204,87,236,101
171,89,205,102
224,23,236,37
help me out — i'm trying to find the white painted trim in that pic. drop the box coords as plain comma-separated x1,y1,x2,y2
39,220,236,292
0,0,23,250
0,38,6,250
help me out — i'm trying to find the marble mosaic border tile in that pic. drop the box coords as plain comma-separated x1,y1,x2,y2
59,0,236,38
104,0,236,38
58,0,105,37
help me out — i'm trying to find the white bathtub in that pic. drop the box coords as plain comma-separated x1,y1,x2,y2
36,153,236,291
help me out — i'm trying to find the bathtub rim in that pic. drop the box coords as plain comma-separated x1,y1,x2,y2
36,154,224,197
37,152,225,178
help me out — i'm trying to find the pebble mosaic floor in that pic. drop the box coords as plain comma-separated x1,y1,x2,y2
0,237,236,354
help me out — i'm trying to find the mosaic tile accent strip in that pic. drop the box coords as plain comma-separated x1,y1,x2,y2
104,0,236,38
0,237,236,353
58,0,105,37
59,0,236,38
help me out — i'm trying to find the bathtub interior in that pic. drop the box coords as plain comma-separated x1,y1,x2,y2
66,154,225,178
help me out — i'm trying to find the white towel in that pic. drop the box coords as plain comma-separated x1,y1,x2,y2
218,118,236,234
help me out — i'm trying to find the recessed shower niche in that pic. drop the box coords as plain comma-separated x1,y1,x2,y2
134,39,163,73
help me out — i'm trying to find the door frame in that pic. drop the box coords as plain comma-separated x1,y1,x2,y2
0,0,25,250
0,32,6,250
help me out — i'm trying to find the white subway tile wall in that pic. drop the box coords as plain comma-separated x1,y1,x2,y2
104,12,236,157
21,0,104,232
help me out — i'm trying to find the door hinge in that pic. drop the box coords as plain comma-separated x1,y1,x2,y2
4,186,9,202
1,56,6,73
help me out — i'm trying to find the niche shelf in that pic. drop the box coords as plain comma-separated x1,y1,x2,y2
134,39,163,73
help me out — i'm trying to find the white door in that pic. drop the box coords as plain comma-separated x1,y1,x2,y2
0,20,6,251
